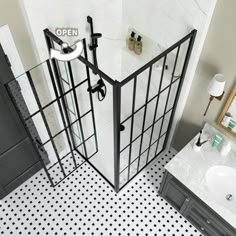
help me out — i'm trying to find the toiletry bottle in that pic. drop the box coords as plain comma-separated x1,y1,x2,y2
134,35,142,55
212,134,223,147
128,31,136,51
220,141,231,156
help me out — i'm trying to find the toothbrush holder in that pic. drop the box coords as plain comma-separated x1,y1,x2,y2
193,142,202,152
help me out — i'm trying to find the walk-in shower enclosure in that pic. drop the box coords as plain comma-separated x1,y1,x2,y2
4,28,196,193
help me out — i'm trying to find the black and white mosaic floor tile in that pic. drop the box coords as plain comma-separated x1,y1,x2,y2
0,149,201,236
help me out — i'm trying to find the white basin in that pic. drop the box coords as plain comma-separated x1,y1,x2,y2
205,165,236,211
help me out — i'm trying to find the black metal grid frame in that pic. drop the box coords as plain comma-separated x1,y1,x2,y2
44,28,196,192
6,57,98,186
6,28,196,193
117,30,197,191
43,31,114,188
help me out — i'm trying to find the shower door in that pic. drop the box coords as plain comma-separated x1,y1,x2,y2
43,29,116,189
5,39,98,187
115,30,197,192
44,32,98,162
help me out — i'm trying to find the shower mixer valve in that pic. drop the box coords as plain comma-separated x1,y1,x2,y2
87,79,106,101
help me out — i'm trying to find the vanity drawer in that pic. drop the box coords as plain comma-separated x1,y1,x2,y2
185,209,214,236
160,172,191,213
186,201,234,236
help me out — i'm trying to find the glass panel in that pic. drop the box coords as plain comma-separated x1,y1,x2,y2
10,58,95,186
85,66,114,186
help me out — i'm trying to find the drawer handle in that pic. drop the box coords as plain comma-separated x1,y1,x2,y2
186,198,190,202
206,220,211,224
201,227,205,231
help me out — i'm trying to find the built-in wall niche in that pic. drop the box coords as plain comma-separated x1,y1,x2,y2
122,28,177,79
217,85,236,138
125,28,159,62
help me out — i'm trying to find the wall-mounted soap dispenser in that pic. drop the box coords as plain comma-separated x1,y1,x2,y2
128,31,136,51
134,35,142,55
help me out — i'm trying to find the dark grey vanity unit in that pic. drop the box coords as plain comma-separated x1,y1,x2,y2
159,171,236,236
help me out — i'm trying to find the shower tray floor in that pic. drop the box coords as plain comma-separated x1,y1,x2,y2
0,149,201,236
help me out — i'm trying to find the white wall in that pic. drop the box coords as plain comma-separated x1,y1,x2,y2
173,0,236,150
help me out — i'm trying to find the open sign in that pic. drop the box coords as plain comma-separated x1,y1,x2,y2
55,28,78,37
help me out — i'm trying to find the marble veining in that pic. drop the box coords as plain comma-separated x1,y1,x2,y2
193,0,207,16
165,123,236,229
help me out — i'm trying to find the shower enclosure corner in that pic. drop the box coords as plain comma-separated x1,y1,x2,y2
5,28,197,193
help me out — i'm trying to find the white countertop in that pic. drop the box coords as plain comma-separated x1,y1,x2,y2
165,123,236,229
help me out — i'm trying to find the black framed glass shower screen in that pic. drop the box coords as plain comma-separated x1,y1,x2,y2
5,29,196,192
43,29,197,192
115,30,197,191
5,55,98,187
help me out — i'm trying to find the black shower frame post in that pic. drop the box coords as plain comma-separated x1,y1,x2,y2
113,81,121,193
